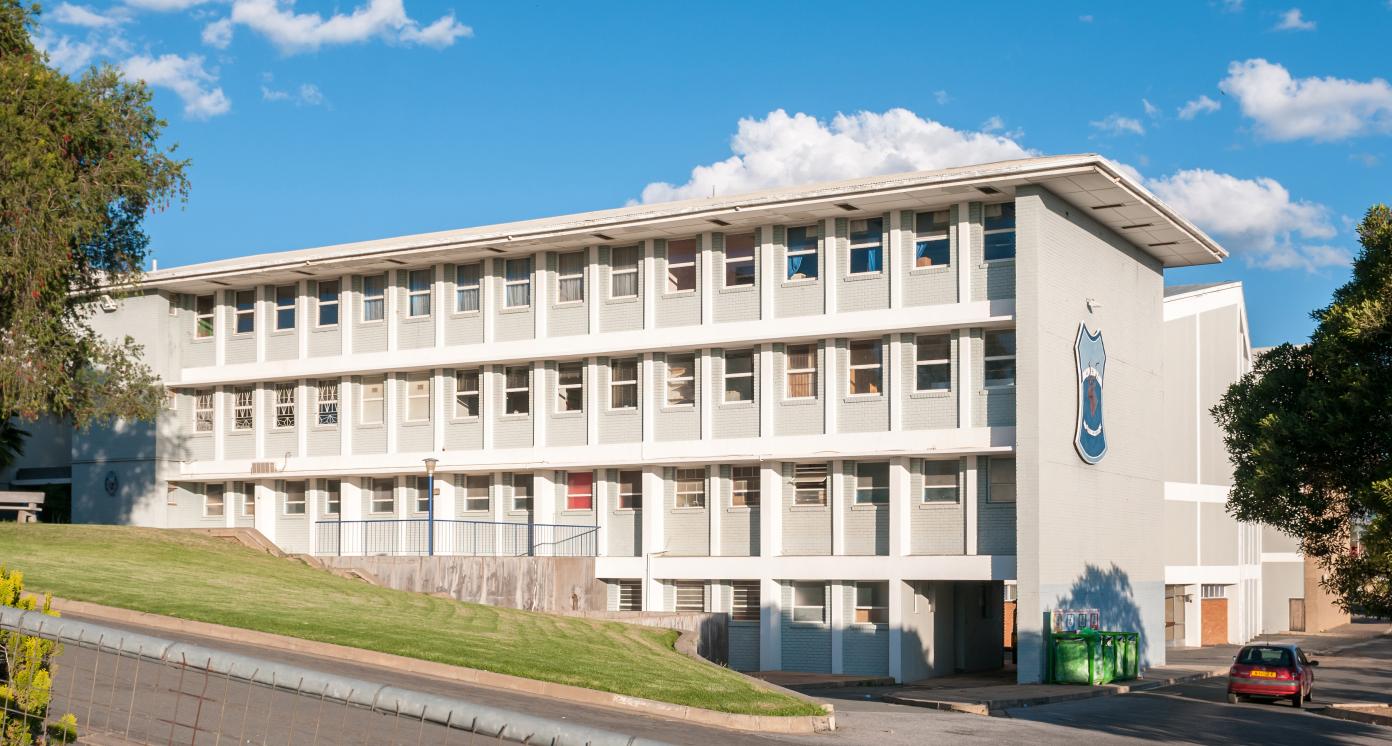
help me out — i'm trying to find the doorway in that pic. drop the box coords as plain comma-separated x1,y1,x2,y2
1165,585,1187,646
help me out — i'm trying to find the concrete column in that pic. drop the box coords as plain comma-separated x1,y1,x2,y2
594,470,608,557
830,581,845,674
386,270,398,353
433,264,446,348
642,239,656,330
585,359,600,445
888,577,905,682
213,386,225,462
758,344,774,437
433,368,445,452
889,457,911,557
254,482,276,544
254,386,266,460
297,280,309,359
759,225,775,319
708,466,721,557
823,340,837,434
641,466,665,610
889,210,906,310
215,298,227,367
339,376,352,457
587,247,601,333
385,373,397,454
491,471,507,555
965,456,979,555
255,285,267,363
957,331,973,428
533,360,547,448
340,274,353,356
535,252,549,339
435,476,455,554
759,578,783,671
534,470,556,556
483,260,496,344
296,379,309,458
700,232,714,326
889,334,904,432
699,349,713,441
831,459,846,555
956,201,971,303
759,462,781,557
823,218,837,314
481,367,494,451
641,354,655,442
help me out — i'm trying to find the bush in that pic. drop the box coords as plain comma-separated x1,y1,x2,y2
0,567,76,745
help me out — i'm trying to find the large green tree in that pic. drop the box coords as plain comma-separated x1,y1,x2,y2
1,1,186,441
1214,204,1392,617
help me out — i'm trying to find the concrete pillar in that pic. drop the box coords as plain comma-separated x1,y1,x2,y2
214,386,225,462
587,247,601,333
957,330,973,428
585,358,600,446
641,354,655,442
340,273,353,356
758,344,774,437
481,367,494,451
823,339,837,434
253,482,276,544
759,578,783,671
831,459,846,556
699,349,713,441
385,373,397,455
642,239,656,330
708,465,721,557
483,259,496,344
534,470,556,556
296,380,309,458
296,280,309,359
700,232,714,326
890,210,906,310
339,375,352,457
889,335,904,432
642,466,665,611
956,201,971,303
533,360,547,448
386,270,397,353
594,469,608,557
433,368,446,452
965,456,979,555
830,581,845,674
759,462,781,558
823,217,837,314
889,457,911,557
759,224,775,319
535,251,549,339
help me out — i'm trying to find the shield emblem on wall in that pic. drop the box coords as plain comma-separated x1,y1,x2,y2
1074,323,1107,464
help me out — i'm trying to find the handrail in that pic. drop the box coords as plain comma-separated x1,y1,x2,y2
313,518,599,558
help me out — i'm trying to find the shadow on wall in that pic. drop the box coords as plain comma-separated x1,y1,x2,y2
68,413,194,526
1055,563,1149,665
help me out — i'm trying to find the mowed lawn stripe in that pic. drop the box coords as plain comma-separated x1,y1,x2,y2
0,524,819,716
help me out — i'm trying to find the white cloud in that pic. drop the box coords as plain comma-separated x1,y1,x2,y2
262,81,325,106
120,53,230,119
1144,168,1345,270
1089,113,1145,135
1178,95,1222,119
1221,0,1244,11
52,3,127,27
636,108,1034,204
1273,8,1316,31
1142,98,1159,118
1219,59,1392,141
1350,152,1380,167
1079,14,1094,23
981,115,1005,132
228,0,471,54
122,0,215,10
933,90,950,105
33,26,131,73
202,17,233,48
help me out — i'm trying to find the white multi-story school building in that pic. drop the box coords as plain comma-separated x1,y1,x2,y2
4,154,1273,682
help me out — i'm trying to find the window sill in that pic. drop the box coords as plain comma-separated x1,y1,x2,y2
551,411,585,419
718,401,756,410
605,407,639,415
498,413,532,420
789,621,828,629
270,330,295,336
553,300,585,308
789,504,828,512
311,425,339,433
190,338,214,344
449,416,481,424
842,395,884,404
612,507,641,514
780,278,820,287
312,325,340,332
660,404,696,412
499,307,532,314
448,310,482,319
918,501,961,509
717,284,756,294
662,289,697,298
560,509,594,516
850,503,886,511
726,506,758,513
979,258,1016,268
357,318,386,325
779,398,820,406
605,296,640,305
909,390,953,399
190,432,213,438
909,265,953,275
981,386,1016,394
401,316,432,323
401,421,431,427
850,622,889,630
672,506,707,513
355,424,384,430
843,272,884,282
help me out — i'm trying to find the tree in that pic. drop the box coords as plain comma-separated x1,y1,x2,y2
1,1,187,433
1214,204,1392,617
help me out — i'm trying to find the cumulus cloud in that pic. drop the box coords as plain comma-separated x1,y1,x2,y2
1219,59,1392,141
122,0,215,10
33,25,131,73
51,3,127,27
1090,113,1145,136
228,0,471,54
202,17,233,48
121,53,230,119
1178,95,1222,119
636,108,1035,204
1144,168,1345,270
1273,8,1315,31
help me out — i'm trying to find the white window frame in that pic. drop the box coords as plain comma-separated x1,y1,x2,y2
609,358,638,410
793,463,828,506
407,269,432,318
283,480,307,516
986,457,1016,504
454,262,481,314
922,459,959,503
665,354,695,408
195,295,215,339
848,339,883,396
673,581,705,612
617,470,641,510
557,251,585,304
316,279,340,327
723,232,756,288
234,290,255,334
785,344,817,400
274,284,297,331
235,481,254,518
405,373,431,422
617,579,642,611
792,582,826,624
407,475,430,514
674,468,705,509
983,202,1016,262
556,361,584,413
316,380,339,426
504,366,530,415
320,478,341,516
565,471,593,511
610,245,639,299
369,477,395,514
360,377,385,425
194,390,214,433
731,581,760,622
504,258,532,308
460,475,490,512
854,581,889,625
203,483,225,517
855,461,889,504
274,383,296,429
232,387,254,431
914,210,952,269
723,349,754,404
847,217,884,275
362,274,386,322
453,369,480,419
785,225,819,281
984,330,1017,389
732,466,759,507
510,473,533,512
915,334,952,392
665,238,697,293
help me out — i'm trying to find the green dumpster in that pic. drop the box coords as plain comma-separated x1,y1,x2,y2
1115,632,1139,681
1096,635,1117,685
1052,634,1094,684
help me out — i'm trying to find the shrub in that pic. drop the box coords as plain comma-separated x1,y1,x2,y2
0,567,76,745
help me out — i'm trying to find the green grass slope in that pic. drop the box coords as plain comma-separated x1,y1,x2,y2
0,524,818,716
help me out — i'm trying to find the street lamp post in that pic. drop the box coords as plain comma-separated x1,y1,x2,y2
423,457,439,556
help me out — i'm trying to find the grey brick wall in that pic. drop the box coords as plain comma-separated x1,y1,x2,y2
492,366,533,449
841,461,888,556
712,348,760,439
837,215,890,313
224,289,256,364
782,461,832,555
976,457,1016,556
178,393,214,462
444,370,483,451
902,331,959,430
165,483,226,528
274,480,312,554
443,262,485,346
604,470,640,556
307,416,339,458
308,326,340,357
774,225,824,318
713,231,760,323
903,207,959,306
909,457,966,555
842,584,890,676
264,385,297,458
716,464,759,556
599,245,644,333
663,466,709,556
780,581,832,672
653,353,700,442
597,357,641,444
493,257,535,342
351,377,387,454
554,469,598,527
837,336,890,434
544,361,587,447
655,238,702,328
351,276,387,354
775,341,825,436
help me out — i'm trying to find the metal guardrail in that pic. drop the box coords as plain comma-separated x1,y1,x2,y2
314,519,599,557
0,605,667,745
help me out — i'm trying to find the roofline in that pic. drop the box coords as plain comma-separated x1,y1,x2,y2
1162,280,1244,303
129,154,1228,291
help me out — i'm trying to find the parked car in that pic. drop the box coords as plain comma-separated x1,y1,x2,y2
1227,644,1317,707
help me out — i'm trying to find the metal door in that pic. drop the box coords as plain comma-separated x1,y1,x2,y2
1289,598,1306,632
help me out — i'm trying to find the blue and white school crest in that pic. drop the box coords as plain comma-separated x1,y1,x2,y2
1074,323,1107,464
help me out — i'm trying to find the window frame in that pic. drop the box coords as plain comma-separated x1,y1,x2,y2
617,470,642,510
983,330,1017,389
460,475,490,512
855,461,890,505
504,257,532,309
453,369,480,419
404,373,431,423
731,581,760,622
674,467,706,509
665,353,695,408
616,579,642,612
234,290,256,334
556,361,584,413
194,390,214,433
986,457,1017,504
847,217,884,275
320,478,341,516
316,280,340,327
407,474,430,514
914,210,952,269
283,480,307,516
982,202,1017,262
723,349,754,404
785,225,819,281
792,582,827,624
359,377,385,425
665,238,698,293
236,481,255,518
454,262,481,314
609,358,638,410
316,380,339,426
195,295,215,339
362,274,386,323
854,581,889,625
274,284,297,331
510,473,533,512
406,268,432,318
793,463,828,506
557,251,585,304
914,334,952,393
723,232,756,288
503,366,531,416
273,383,296,429
565,471,594,511
369,477,395,515
922,459,960,503
609,244,640,299
785,344,817,400
848,339,883,396
232,386,254,431
203,483,225,517
673,580,705,612
731,466,760,507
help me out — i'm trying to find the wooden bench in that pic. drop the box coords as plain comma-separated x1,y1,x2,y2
0,491,44,523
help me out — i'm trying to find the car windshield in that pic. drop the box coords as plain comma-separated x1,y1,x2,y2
1237,647,1293,667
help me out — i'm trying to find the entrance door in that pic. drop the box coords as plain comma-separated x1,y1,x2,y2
1165,585,1186,646
1289,598,1306,632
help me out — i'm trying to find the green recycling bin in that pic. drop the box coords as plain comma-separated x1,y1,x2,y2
1051,634,1096,684
1115,633,1139,681
1096,635,1117,685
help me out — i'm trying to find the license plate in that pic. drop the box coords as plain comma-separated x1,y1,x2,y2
1252,670,1277,678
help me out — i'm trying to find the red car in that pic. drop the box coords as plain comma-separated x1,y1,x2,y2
1227,643,1318,707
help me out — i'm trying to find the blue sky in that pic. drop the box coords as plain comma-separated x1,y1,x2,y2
31,1,1392,346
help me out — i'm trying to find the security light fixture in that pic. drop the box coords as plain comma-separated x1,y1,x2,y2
422,457,438,476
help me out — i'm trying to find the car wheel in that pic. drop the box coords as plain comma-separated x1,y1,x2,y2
1291,692,1303,709
1305,688,1313,703
1227,693,1240,704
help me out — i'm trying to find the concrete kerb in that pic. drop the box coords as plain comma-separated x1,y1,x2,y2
45,597,834,735
1314,703,1392,728
883,666,1230,716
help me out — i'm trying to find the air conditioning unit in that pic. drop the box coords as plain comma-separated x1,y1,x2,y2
250,462,277,474
99,294,117,312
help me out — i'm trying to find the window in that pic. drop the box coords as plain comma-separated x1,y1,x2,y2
675,468,705,508
674,581,704,612
983,203,1016,261
316,380,339,426
203,483,225,517
786,225,818,280
505,258,531,308
195,295,215,338
370,477,395,514
915,210,951,268
724,233,756,287
732,466,760,507
454,369,479,418
407,269,432,317
363,274,386,322
275,285,296,330
792,582,826,623
455,263,481,313
986,457,1016,503
1201,584,1226,599
617,470,642,509
407,475,430,513
504,366,530,415
793,463,828,506
405,373,431,422
724,349,754,403
274,383,296,428
316,280,340,326
786,344,817,399
848,340,882,395
984,330,1016,388
848,217,883,274
731,581,760,622
610,245,639,298
617,580,642,612
855,461,889,504
460,475,489,512
321,479,341,516
915,334,951,391
610,358,637,409
666,354,695,407
666,238,697,292
511,473,533,511
557,251,585,303
236,482,254,517
234,290,255,334
194,390,214,432
566,471,593,511
557,362,584,412
360,377,385,425
1004,583,1018,602
233,387,254,430
284,481,306,515
855,582,888,625
922,460,959,502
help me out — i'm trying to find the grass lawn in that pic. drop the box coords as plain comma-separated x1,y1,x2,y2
0,523,820,717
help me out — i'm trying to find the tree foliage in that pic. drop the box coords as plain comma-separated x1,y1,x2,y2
0,1,187,428
1214,204,1392,617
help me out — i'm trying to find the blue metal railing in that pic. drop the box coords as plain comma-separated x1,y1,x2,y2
314,519,598,557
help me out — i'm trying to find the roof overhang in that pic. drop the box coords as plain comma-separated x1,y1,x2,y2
133,153,1228,294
